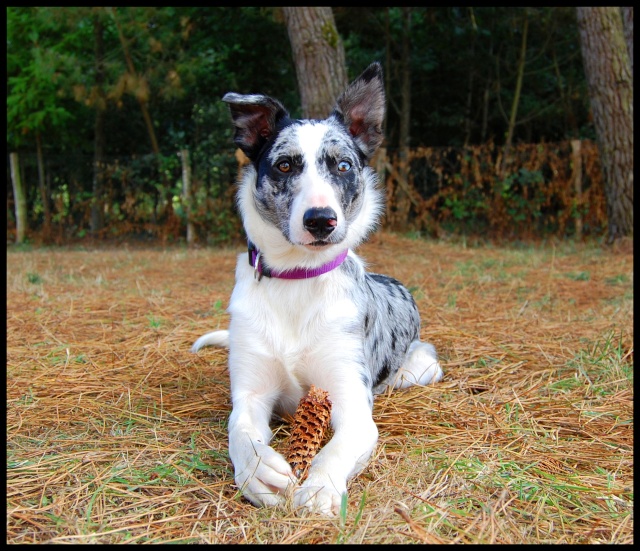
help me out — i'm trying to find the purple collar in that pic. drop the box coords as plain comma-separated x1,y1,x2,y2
248,242,348,280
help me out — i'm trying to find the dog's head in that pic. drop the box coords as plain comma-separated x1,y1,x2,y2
223,63,386,269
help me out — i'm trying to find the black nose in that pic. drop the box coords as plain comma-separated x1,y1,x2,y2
303,207,338,239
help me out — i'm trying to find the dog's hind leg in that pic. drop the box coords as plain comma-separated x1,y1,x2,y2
191,330,230,352
391,341,443,389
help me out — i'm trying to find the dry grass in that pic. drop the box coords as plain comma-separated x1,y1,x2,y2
6,233,633,543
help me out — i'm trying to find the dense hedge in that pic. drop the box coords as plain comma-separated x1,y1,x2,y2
7,140,604,244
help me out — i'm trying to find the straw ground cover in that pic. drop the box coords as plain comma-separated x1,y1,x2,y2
6,233,633,543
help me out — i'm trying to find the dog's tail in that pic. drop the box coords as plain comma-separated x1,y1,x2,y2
191,330,230,352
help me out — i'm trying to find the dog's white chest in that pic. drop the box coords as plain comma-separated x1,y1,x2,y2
227,257,359,375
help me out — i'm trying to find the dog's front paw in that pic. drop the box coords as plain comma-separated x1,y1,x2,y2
233,441,297,508
293,474,346,516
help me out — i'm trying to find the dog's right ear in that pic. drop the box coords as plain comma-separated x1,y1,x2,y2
222,93,289,162
332,62,386,160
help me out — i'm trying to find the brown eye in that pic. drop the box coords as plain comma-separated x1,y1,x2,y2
338,160,351,172
277,161,291,173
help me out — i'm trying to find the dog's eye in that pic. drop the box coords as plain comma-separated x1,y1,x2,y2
337,160,352,173
277,161,291,173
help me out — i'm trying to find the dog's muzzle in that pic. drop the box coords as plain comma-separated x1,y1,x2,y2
303,207,338,240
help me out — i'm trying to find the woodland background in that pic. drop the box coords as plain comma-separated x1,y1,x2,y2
6,8,634,544
6,7,633,245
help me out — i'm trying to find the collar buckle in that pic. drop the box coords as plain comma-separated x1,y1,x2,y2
253,250,264,281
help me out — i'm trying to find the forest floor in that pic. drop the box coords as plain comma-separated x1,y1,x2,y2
6,232,633,543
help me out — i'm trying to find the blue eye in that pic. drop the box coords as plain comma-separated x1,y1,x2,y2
337,160,351,172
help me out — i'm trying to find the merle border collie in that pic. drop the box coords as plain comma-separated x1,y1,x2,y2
192,62,443,516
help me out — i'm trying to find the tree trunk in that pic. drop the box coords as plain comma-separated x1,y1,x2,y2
480,84,490,143
480,37,494,143
10,152,28,244
394,7,413,230
181,149,194,245
398,8,412,155
110,7,174,230
282,7,348,119
576,7,633,243
500,13,528,179
35,132,51,242
110,8,161,156
384,8,391,137
463,8,479,146
91,112,106,235
621,7,633,77
91,14,106,236
571,139,583,240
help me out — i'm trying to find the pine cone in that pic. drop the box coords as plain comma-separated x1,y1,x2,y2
285,385,332,481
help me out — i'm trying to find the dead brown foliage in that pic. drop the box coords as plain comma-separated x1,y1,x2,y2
380,140,605,239
9,140,605,246
6,233,633,543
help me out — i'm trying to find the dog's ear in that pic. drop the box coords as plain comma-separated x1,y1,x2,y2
332,62,386,159
222,93,289,162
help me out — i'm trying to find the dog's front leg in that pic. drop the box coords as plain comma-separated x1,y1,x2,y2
293,388,378,516
228,385,297,508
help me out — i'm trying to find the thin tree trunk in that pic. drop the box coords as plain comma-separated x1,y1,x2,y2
10,152,27,244
384,8,391,137
35,132,51,241
481,84,490,143
552,48,578,138
110,8,175,231
480,38,494,143
377,8,391,192
282,7,348,119
571,139,583,240
91,113,106,235
500,14,528,179
576,7,633,242
463,8,479,146
621,7,633,78
181,149,194,245
110,8,160,156
395,7,412,230
91,14,106,236
398,8,412,155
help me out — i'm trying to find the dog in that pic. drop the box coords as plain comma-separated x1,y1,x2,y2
192,62,443,516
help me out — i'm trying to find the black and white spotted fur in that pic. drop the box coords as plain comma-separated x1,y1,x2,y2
192,63,443,516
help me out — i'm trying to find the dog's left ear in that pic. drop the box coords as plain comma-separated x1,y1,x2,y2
332,62,386,160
